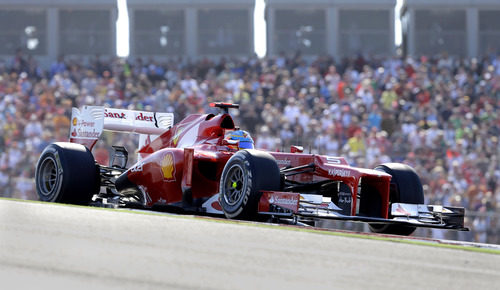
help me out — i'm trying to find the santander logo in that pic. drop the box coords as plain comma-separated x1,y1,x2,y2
104,109,154,122
135,112,153,122
104,109,126,119
269,195,298,206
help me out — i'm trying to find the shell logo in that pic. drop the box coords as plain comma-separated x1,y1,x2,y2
72,117,78,126
161,152,176,181
173,127,184,146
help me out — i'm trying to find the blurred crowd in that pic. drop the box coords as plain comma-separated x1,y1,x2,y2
1,49,499,243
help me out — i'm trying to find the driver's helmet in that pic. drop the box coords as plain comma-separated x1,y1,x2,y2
225,130,254,150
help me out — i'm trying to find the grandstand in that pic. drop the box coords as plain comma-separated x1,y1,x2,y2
266,0,396,59
402,0,500,58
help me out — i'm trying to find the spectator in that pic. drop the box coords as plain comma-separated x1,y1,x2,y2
0,50,499,243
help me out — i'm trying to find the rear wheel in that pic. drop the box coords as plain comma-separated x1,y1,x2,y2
219,149,280,220
36,142,100,205
369,163,424,236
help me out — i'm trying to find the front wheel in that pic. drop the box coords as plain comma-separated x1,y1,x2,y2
36,142,100,205
369,163,424,236
219,149,281,220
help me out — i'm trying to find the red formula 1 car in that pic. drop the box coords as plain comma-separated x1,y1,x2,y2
35,103,467,235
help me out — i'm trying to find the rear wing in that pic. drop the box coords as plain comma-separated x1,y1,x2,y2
69,106,174,150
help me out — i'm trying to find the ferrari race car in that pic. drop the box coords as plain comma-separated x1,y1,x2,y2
35,103,467,235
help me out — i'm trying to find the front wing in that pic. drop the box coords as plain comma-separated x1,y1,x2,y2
257,191,467,231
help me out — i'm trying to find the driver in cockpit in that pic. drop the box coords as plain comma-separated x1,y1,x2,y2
224,130,254,150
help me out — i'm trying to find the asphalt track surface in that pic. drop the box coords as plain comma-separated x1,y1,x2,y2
1,199,499,290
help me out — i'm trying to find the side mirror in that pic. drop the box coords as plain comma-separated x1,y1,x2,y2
290,145,303,153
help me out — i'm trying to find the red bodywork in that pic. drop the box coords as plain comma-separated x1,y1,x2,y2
120,111,392,218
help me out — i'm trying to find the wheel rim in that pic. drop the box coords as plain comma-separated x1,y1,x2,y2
223,163,246,206
38,157,59,197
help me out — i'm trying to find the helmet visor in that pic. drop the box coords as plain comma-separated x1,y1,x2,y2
239,140,254,149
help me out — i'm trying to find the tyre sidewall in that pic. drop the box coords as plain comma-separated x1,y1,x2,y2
219,150,280,220
36,146,64,202
35,143,99,205
219,152,254,218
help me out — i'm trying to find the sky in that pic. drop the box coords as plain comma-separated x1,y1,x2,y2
254,0,267,58
116,0,403,58
116,0,129,58
395,0,403,46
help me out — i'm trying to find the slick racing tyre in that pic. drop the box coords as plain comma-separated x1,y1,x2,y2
219,149,281,220
35,142,100,205
369,163,424,236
